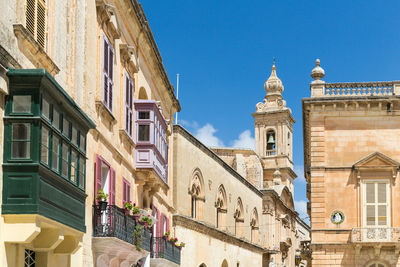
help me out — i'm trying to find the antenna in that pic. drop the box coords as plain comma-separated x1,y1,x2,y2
175,73,180,124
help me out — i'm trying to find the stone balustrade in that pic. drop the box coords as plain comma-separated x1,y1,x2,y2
325,82,395,96
351,227,400,243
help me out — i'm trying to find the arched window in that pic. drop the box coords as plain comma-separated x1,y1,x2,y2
189,169,205,219
234,198,244,237
266,130,276,156
199,264,207,267
250,208,259,243
215,185,227,230
138,87,148,100
221,259,228,267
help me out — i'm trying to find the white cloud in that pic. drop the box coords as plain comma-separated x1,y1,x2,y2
194,123,225,147
232,130,255,149
294,200,309,223
294,165,306,183
179,119,199,129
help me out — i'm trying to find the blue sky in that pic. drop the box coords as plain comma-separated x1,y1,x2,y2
141,0,400,223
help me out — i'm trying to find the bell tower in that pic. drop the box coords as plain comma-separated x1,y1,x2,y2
252,61,296,191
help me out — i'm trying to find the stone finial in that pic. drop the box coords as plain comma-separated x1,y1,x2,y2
311,58,325,81
264,60,284,95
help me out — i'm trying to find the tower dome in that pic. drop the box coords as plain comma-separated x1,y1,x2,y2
264,61,284,95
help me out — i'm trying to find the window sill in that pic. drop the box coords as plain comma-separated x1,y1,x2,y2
95,100,116,123
119,129,136,148
13,24,60,76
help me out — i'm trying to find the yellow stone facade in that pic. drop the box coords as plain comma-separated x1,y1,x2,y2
303,59,400,266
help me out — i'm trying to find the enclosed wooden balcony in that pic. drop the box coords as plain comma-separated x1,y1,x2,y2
134,100,169,185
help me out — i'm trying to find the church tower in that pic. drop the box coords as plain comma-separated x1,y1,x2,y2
253,62,296,192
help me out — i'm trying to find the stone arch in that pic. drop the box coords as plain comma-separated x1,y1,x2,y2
266,128,276,156
189,168,205,219
199,264,207,267
250,208,259,243
365,260,389,267
234,197,244,237
221,259,228,267
138,87,148,99
215,185,227,229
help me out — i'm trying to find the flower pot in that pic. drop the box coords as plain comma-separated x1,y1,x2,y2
163,236,169,241
98,201,108,211
144,222,148,228
124,209,130,216
133,215,139,223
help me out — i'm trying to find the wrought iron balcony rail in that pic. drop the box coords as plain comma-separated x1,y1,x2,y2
324,81,396,97
93,205,152,251
351,227,400,243
151,237,181,265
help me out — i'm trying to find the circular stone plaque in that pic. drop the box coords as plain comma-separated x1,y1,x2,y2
331,210,345,224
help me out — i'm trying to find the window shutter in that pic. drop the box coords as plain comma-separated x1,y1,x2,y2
109,167,115,205
122,180,127,204
26,0,36,36
127,183,131,203
36,0,46,48
108,49,113,111
103,39,109,106
95,155,102,204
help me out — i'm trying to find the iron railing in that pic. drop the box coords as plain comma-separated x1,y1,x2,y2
93,205,181,265
351,227,400,243
93,205,152,251
151,237,181,265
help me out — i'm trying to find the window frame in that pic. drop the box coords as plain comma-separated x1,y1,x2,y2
11,122,32,160
362,179,390,228
124,71,134,138
102,34,114,112
25,0,48,49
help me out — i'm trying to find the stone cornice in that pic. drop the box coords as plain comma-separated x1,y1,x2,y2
173,125,263,197
173,214,265,253
129,0,181,112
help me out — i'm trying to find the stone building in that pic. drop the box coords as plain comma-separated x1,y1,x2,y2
0,0,180,266
171,63,309,267
303,59,400,266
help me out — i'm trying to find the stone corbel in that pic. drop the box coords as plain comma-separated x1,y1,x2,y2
120,44,138,74
355,244,362,256
96,0,120,40
374,244,381,257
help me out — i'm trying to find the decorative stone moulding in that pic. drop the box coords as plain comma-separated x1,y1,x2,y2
331,210,345,225
13,24,60,76
120,44,139,75
96,0,121,40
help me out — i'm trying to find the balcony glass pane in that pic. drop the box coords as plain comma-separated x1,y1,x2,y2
53,109,60,130
366,183,375,204
62,143,68,178
63,118,70,137
71,150,77,183
139,111,149,119
42,98,50,120
139,125,150,141
378,205,387,226
13,95,31,113
366,205,375,225
79,157,85,189
12,123,30,159
41,126,50,164
378,183,386,203
72,126,78,145
52,135,60,171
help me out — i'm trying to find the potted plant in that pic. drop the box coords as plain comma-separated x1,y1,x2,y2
139,215,153,228
132,203,140,222
179,242,185,250
123,201,133,215
163,231,170,241
96,189,108,211
170,237,178,244
132,225,144,251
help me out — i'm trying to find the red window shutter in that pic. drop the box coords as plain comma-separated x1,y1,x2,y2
165,216,169,232
127,183,131,202
109,167,116,205
122,180,127,204
95,155,102,204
